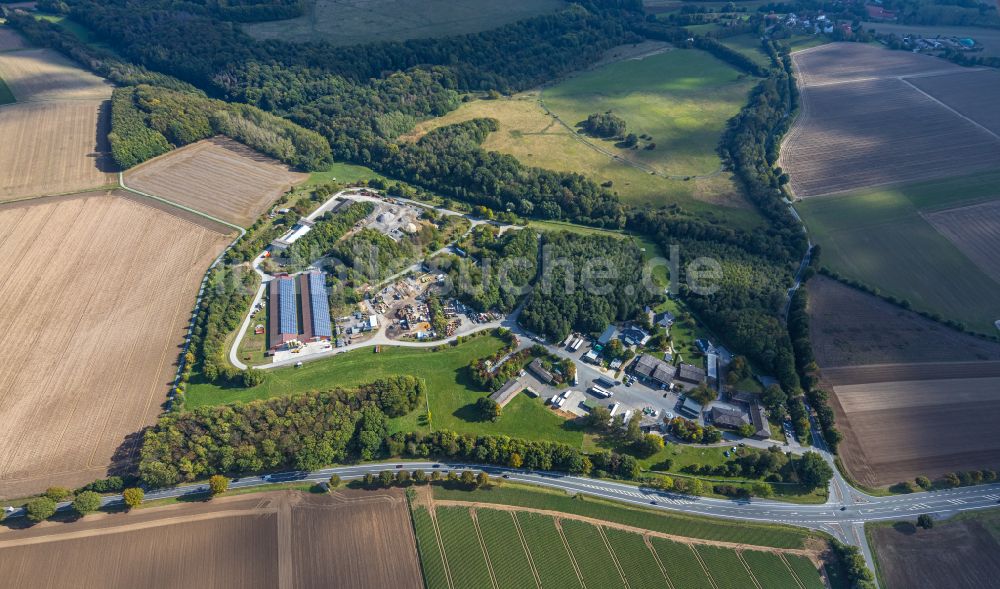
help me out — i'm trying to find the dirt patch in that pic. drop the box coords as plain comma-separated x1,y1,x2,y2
0,191,232,498
807,276,1000,369
831,377,1000,487
0,47,111,102
292,489,423,589
0,489,420,588
124,136,307,227
924,199,1000,283
871,513,1000,589
781,43,1000,197
0,101,117,201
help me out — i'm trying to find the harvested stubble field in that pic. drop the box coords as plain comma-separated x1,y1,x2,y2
124,136,307,227
871,509,1000,589
0,191,231,498
411,499,828,589
781,43,1000,197
807,276,1000,369
923,199,1000,283
0,489,420,589
0,101,116,200
0,47,111,102
832,377,1000,487
909,69,1000,136
0,25,29,52
243,0,565,45
0,44,116,200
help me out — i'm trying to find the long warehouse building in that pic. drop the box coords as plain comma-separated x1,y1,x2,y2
268,276,300,351
298,271,333,343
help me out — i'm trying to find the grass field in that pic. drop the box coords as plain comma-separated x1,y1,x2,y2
186,334,585,446
431,483,815,548
412,498,828,589
406,49,762,228
798,170,1000,334
244,0,566,45
719,33,772,67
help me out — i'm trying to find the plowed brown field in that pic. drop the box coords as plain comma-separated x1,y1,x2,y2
908,69,1000,136
872,510,1000,589
0,191,231,498
0,489,420,589
781,43,1000,197
924,199,1000,283
832,377,1000,486
124,136,307,226
807,276,1000,369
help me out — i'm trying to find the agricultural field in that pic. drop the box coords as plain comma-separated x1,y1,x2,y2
807,275,1000,369
411,499,828,589
781,43,1000,197
186,334,586,447
909,69,1000,136
718,33,772,67
243,0,566,45
0,42,116,200
923,196,1000,283
831,377,1000,487
0,489,420,589
0,191,232,498
124,136,308,227
405,47,762,227
870,509,1000,589
798,172,1000,334
0,25,28,52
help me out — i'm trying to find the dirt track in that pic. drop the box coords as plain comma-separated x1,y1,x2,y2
124,136,307,226
0,489,420,589
0,191,231,498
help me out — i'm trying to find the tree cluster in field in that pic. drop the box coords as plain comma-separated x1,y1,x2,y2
669,417,722,444
387,430,641,480
519,231,654,342
583,408,664,458
829,540,876,589
332,227,415,282
382,119,625,227
681,446,833,491
440,226,540,314
185,266,260,392
582,111,627,139
109,87,172,168
139,375,426,487
281,201,373,270
116,84,332,170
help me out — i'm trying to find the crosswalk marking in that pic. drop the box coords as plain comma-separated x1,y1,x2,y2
946,499,965,505
983,494,999,501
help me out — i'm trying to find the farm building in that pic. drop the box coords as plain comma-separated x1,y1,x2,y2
678,396,703,419
597,325,617,346
710,406,749,429
527,358,554,384
676,363,707,386
631,354,675,387
706,353,719,385
268,277,300,351
489,379,522,408
298,271,333,343
728,391,771,439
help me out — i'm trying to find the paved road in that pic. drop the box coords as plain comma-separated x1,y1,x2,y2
9,461,1000,546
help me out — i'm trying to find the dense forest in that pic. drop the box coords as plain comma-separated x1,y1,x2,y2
519,231,654,342
440,226,540,313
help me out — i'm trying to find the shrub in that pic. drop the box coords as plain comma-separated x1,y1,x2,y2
26,497,57,522
122,487,144,510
